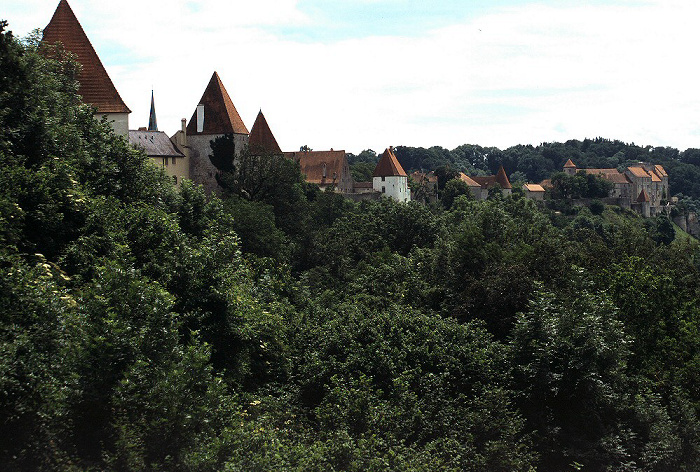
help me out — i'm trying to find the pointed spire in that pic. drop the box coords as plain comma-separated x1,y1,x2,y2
148,90,158,131
249,110,282,154
637,189,650,203
495,165,512,189
186,72,249,135
373,147,407,177
42,0,130,114
564,159,576,168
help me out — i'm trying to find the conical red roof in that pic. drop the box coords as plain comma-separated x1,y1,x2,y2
495,165,512,189
373,147,407,177
186,72,249,136
564,159,576,168
248,110,281,154
42,0,130,114
637,189,650,203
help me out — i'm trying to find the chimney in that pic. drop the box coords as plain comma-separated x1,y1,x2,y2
197,104,204,133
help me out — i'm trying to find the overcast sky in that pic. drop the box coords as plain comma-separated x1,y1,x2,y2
5,0,700,154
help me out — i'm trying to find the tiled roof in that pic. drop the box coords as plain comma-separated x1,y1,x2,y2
186,72,249,136
495,165,512,189
373,147,407,177
471,175,497,188
412,171,438,184
129,130,185,158
354,181,374,189
523,183,545,192
564,159,576,168
42,0,130,114
471,167,512,190
284,150,348,186
650,172,661,182
603,173,631,184
654,165,668,178
637,189,650,203
459,172,481,187
584,168,620,176
580,168,630,184
627,166,651,178
248,110,281,154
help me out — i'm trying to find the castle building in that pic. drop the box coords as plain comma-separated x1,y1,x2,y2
468,166,512,200
42,0,131,136
554,160,669,217
373,147,410,202
186,72,250,194
284,149,354,194
128,92,190,186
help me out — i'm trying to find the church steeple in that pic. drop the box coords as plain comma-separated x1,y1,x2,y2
148,90,158,131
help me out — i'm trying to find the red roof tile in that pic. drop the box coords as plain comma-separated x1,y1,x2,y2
459,172,481,187
564,159,576,168
523,183,545,192
373,147,407,177
42,0,130,114
637,189,650,202
654,165,668,178
495,166,512,189
186,72,249,136
284,150,348,186
248,110,281,154
627,166,651,178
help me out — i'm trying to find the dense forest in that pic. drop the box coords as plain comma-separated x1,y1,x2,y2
2,22,700,471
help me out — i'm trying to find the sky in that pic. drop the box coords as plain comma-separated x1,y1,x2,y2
4,0,700,154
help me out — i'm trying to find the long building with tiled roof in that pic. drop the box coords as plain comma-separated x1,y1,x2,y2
285,149,353,194
42,0,130,135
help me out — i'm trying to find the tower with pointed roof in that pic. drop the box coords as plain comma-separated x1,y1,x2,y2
148,90,157,131
186,72,250,193
248,110,282,155
373,147,410,202
42,0,131,136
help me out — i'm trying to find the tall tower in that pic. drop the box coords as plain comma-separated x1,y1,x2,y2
42,0,131,136
186,72,249,194
373,147,410,202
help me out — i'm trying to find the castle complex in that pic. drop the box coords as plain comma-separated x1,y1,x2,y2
41,0,410,202
556,159,669,217
41,1,672,213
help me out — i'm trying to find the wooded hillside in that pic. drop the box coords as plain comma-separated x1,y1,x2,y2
1,23,699,471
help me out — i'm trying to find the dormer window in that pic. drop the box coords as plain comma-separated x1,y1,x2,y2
322,163,327,179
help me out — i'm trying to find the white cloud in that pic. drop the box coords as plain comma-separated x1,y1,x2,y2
6,0,700,153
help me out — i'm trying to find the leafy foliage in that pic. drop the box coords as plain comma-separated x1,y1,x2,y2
1,20,699,472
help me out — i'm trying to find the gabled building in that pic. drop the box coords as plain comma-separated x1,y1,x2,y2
553,160,669,217
186,72,250,194
468,166,512,200
411,171,439,202
129,127,188,185
42,0,131,136
128,91,190,186
459,172,484,198
284,149,354,194
523,183,546,201
373,147,410,202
